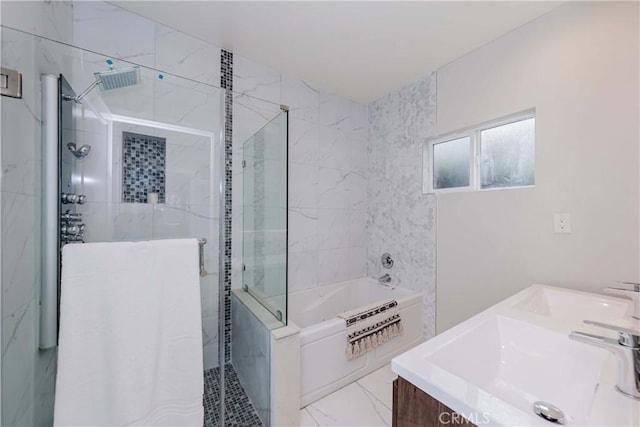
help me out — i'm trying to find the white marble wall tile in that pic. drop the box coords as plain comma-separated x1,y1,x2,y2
112,203,154,241
317,126,351,171
155,26,221,86
201,314,219,370
366,72,437,339
289,163,319,209
73,1,155,68
232,295,271,424
1,193,39,322
348,247,366,280
289,208,318,252
33,348,57,426
318,248,350,285
349,209,367,249
318,168,350,209
318,209,350,250
289,119,319,166
281,75,319,123
351,100,369,139
234,55,281,103
1,30,41,197
319,91,351,132
0,0,73,45
347,172,367,210
1,300,37,427
287,251,318,291
76,201,110,242
154,79,222,133
349,135,369,178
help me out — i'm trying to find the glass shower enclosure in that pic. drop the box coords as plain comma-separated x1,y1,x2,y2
1,25,287,427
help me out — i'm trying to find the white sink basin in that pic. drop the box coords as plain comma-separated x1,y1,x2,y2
427,314,610,426
392,284,640,426
513,286,631,324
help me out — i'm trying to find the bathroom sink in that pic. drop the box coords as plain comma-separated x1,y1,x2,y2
392,285,640,426
425,315,611,426
513,286,631,324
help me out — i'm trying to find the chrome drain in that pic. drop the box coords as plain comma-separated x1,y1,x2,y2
533,401,565,425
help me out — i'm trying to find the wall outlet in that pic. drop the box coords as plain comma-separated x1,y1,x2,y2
554,213,571,233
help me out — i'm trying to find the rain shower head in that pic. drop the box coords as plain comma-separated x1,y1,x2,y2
68,65,141,103
94,66,140,91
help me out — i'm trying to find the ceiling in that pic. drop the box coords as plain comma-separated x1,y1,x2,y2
111,1,562,103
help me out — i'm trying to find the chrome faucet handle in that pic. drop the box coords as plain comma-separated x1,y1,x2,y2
582,320,640,347
570,320,640,399
604,283,640,319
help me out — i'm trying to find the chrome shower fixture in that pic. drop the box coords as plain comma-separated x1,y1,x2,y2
64,63,141,103
95,66,140,91
67,142,91,159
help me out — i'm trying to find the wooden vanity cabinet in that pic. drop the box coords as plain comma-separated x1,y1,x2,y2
392,377,476,427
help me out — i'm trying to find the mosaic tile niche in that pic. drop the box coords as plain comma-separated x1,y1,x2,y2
122,131,167,203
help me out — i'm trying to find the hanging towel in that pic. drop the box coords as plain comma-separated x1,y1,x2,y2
54,239,204,426
338,299,403,360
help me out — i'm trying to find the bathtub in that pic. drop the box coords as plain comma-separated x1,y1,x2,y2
289,277,423,407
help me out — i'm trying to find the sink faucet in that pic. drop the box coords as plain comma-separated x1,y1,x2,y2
378,274,391,284
604,281,640,319
569,320,640,399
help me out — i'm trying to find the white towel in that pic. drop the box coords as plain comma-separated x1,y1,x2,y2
54,239,204,426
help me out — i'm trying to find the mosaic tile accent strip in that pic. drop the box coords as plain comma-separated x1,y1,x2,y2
204,365,263,427
221,50,233,364
122,131,166,203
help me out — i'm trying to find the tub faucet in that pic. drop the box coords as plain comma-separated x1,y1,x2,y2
378,274,391,284
569,320,640,399
604,281,640,319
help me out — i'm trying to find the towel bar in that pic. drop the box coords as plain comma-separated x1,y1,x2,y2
198,238,207,277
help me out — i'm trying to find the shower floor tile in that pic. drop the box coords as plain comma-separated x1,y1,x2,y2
203,364,263,427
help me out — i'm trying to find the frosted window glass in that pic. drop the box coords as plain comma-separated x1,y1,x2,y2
480,118,535,189
433,136,470,189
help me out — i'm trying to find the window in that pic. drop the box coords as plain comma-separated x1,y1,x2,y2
425,112,535,193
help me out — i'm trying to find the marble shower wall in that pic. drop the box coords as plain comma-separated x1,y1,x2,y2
0,2,74,425
71,1,224,370
232,55,369,294
367,72,438,339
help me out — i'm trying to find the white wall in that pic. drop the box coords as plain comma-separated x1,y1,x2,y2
436,2,640,332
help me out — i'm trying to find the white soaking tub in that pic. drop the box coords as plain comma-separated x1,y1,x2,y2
289,277,423,407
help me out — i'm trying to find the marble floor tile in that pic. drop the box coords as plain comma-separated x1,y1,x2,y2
356,364,397,410
304,382,392,426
